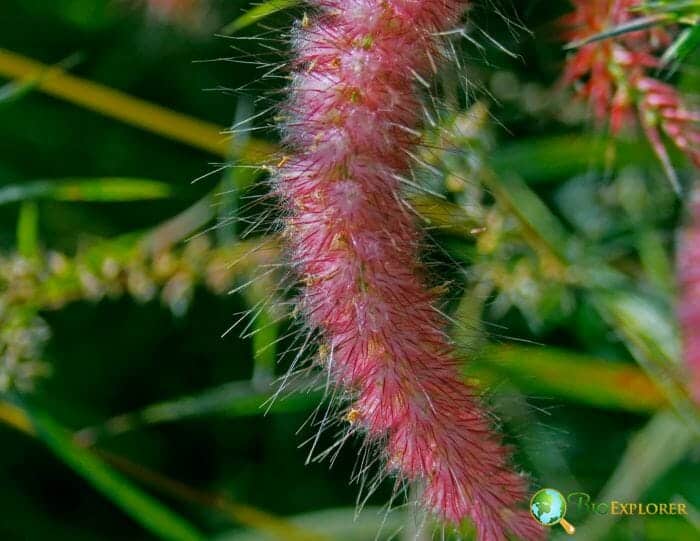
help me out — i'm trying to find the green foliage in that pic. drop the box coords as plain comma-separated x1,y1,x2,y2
27,403,208,541
0,178,173,205
221,0,300,35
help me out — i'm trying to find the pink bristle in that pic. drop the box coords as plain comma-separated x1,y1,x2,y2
275,2,542,539
679,191,700,403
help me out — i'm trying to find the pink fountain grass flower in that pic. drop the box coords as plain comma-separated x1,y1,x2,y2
679,189,700,403
560,1,700,181
136,0,206,26
276,1,543,539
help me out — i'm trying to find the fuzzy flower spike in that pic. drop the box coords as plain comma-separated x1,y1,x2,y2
561,0,700,188
275,1,542,539
679,188,700,404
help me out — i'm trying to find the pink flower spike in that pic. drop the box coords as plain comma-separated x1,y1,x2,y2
679,189,700,403
560,1,700,178
130,0,207,27
275,1,543,539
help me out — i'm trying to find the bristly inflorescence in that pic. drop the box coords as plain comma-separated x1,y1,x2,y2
137,0,207,26
274,1,543,539
679,189,700,404
560,0,700,185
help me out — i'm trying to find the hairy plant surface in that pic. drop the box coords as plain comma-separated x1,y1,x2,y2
275,1,543,538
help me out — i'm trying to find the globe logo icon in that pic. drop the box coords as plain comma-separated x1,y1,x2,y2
530,488,576,535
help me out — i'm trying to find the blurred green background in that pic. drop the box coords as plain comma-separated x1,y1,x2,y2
0,1,699,540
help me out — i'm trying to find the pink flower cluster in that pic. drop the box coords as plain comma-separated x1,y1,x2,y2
276,1,542,539
140,0,204,25
679,190,700,403
561,0,700,169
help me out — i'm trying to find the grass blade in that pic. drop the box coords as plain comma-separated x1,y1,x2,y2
592,290,700,434
75,380,323,444
568,410,697,541
661,24,700,65
1,401,331,541
81,340,668,447
471,344,666,413
26,404,207,541
491,136,659,185
0,48,272,160
565,15,671,50
17,201,40,258
221,0,300,35
214,506,404,541
0,178,173,205
0,52,82,107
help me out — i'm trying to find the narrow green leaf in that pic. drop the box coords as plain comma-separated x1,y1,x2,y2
251,305,279,384
491,136,658,185
17,201,39,258
411,194,482,237
643,1,700,16
592,290,700,434
0,178,172,205
27,405,207,541
221,0,300,35
637,229,674,295
662,24,700,65
214,507,404,541
565,15,671,50
470,344,666,413
0,80,35,106
481,170,570,260
0,52,82,107
75,380,323,444
675,496,700,532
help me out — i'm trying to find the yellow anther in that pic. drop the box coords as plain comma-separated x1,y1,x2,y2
345,408,361,424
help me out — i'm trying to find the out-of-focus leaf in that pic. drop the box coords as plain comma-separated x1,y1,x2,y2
0,52,82,108
482,170,570,260
26,405,207,541
75,380,324,444
411,194,482,237
96,451,332,541
0,48,276,160
0,401,330,541
478,169,694,422
0,400,34,435
565,410,696,541
0,178,172,205
249,302,279,384
492,136,657,185
81,342,668,443
662,24,700,65
221,0,300,35
637,229,674,294
470,344,666,412
632,516,700,541
17,201,39,258
643,1,700,18
564,14,671,50
676,496,700,532
0,80,33,105
592,290,700,434
214,507,404,541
